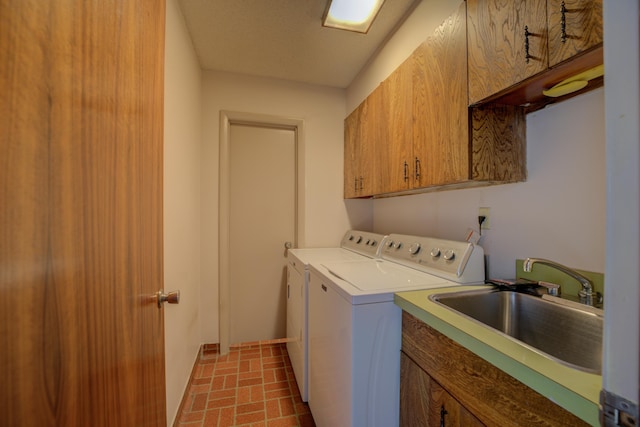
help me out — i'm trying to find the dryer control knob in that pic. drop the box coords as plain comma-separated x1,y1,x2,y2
355,236,362,243
430,248,441,257
387,240,394,248
409,243,421,255
370,240,377,246
443,249,455,260
393,242,403,250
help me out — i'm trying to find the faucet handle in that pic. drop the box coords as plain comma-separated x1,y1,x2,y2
538,281,560,296
579,290,603,307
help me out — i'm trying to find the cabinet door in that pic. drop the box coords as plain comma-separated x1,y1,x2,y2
344,105,362,198
360,86,379,196
344,97,376,198
377,58,413,194
429,380,484,427
400,352,484,427
413,2,469,188
467,0,548,104
400,352,431,426
547,0,603,67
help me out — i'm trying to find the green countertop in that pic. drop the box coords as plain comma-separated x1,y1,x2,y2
395,286,602,426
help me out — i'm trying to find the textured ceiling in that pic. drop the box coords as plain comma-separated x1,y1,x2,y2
177,0,419,88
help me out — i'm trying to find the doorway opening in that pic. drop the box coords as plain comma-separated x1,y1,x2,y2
219,111,305,355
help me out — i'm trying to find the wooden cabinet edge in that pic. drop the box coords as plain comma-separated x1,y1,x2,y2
401,311,589,426
469,44,603,112
470,104,527,182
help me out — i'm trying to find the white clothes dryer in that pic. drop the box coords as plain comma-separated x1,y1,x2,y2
286,230,387,402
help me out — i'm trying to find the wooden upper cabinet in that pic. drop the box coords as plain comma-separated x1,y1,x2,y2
344,94,377,198
547,0,603,67
377,58,413,194
344,105,362,198
467,0,548,104
343,0,527,199
413,2,469,188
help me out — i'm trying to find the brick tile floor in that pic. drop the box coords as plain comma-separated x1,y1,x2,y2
176,340,315,427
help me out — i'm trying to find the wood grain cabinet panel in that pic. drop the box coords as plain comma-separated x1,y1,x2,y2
344,103,363,198
344,94,377,198
412,3,469,188
377,58,413,194
400,311,589,426
467,0,548,104
468,0,603,105
547,0,603,67
400,352,484,427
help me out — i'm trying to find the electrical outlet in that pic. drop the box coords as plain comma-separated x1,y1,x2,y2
479,207,490,230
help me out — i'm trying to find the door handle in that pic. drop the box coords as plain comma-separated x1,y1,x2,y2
157,290,180,308
284,242,293,249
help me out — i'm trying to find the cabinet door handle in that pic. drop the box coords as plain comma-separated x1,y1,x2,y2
403,161,408,182
560,1,567,43
415,157,421,181
440,405,448,427
524,26,531,63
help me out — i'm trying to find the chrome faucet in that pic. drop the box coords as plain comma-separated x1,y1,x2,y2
523,258,600,307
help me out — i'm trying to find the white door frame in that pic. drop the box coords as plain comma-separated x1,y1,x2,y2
219,110,305,355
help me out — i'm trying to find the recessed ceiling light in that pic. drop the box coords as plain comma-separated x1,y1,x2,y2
322,0,386,33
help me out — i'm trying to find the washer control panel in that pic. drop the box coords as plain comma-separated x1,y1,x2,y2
381,234,485,283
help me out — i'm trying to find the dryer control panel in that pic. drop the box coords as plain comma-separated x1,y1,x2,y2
340,230,388,258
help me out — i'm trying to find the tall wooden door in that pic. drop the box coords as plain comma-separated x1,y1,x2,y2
0,0,166,425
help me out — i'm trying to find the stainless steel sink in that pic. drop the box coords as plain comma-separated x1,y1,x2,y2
430,289,603,374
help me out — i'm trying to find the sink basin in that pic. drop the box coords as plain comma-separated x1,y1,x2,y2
430,289,603,374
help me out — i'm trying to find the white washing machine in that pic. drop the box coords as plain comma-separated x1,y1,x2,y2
307,234,485,427
286,230,388,402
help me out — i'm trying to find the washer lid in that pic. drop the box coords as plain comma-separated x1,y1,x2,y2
322,259,450,291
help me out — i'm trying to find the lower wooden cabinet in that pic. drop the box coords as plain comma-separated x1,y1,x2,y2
400,352,483,427
400,311,589,426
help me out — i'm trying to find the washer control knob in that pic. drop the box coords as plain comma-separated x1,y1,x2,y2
430,248,441,257
443,249,455,260
348,235,354,241
387,240,394,248
355,236,362,244
393,241,403,250
370,240,377,246
409,243,421,255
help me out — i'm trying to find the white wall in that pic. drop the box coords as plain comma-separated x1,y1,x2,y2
200,71,369,344
164,0,203,424
347,0,606,280
373,89,605,279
